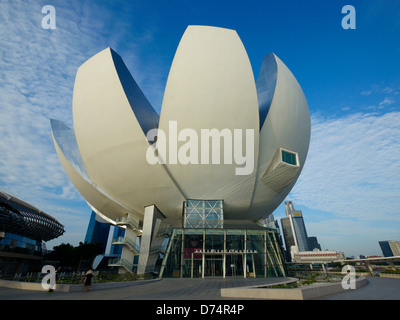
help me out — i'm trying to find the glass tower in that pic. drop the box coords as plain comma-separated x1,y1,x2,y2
291,215,310,252
84,211,111,252
379,240,400,257
280,201,311,261
308,236,321,251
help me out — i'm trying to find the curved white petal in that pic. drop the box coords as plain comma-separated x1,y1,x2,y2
72,48,185,224
249,53,311,219
52,28,311,226
159,26,259,219
51,119,136,222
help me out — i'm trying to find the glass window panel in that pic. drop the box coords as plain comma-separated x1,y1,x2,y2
282,150,297,165
226,234,245,251
184,199,223,229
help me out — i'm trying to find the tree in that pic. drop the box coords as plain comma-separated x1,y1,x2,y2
76,242,104,271
45,243,77,268
45,242,104,271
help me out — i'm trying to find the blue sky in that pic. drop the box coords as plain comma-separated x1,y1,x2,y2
0,0,399,257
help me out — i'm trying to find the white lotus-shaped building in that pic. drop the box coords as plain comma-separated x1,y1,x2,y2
51,26,310,276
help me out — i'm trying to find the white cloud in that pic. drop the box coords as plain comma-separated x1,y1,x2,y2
360,90,372,96
285,111,400,256
0,1,166,248
3,2,398,256
382,87,394,94
302,216,400,256
379,97,395,107
0,1,95,205
363,86,397,95
290,111,400,221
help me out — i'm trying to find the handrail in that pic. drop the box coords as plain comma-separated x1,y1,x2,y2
108,258,134,273
156,223,173,237
149,244,166,255
112,237,140,254
115,216,142,232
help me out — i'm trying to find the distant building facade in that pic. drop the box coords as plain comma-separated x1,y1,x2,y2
379,240,400,257
261,214,280,230
280,201,326,262
284,201,310,251
0,191,64,276
308,236,321,251
281,201,310,261
291,248,345,264
85,211,111,252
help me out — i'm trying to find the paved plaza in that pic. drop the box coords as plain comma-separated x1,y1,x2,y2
0,276,399,300
0,277,281,300
318,276,400,300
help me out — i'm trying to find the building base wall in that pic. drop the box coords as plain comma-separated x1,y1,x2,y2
221,277,368,300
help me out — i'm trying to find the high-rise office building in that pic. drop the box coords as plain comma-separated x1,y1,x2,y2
280,217,295,261
84,211,127,270
308,236,321,251
261,214,280,230
85,211,112,252
280,201,311,261
379,240,400,257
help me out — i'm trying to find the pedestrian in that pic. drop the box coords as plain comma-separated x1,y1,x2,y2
56,267,62,281
84,269,94,291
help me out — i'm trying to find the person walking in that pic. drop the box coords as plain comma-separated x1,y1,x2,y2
84,269,94,291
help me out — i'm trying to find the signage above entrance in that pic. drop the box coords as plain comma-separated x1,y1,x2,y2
194,249,258,254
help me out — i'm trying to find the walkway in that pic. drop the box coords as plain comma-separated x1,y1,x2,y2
318,276,400,300
0,276,399,300
0,277,286,300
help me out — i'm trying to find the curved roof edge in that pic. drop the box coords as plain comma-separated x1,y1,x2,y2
50,119,139,221
50,119,90,178
0,190,65,241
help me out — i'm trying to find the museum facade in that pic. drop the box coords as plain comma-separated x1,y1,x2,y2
51,26,310,278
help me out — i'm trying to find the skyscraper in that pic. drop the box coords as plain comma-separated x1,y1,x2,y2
308,236,321,251
84,210,111,252
84,210,127,269
280,201,311,261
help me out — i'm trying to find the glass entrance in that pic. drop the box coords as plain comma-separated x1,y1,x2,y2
204,255,223,277
159,227,287,278
191,259,202,278
226,254,244,277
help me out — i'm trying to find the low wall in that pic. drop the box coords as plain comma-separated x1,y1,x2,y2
379,273,400,279
0,278,161,292
221,277,368,300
